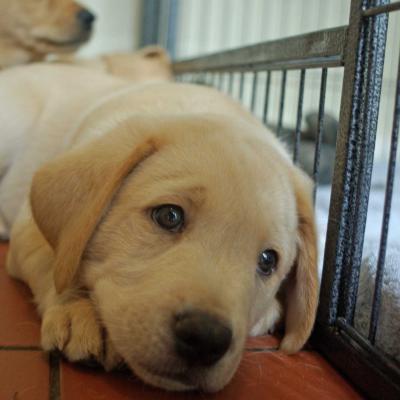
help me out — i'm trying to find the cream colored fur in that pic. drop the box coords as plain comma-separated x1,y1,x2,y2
0,0,93,69
0,64,318,392
66,46,174,82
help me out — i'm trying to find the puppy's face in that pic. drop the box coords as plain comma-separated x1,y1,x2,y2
7,0,94,54
31,116,318,392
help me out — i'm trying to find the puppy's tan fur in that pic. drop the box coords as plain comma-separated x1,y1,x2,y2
67,46,174,82
0,0,92,69
0,64,318,392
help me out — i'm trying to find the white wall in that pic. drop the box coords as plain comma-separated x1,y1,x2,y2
77,0,143,58
175,0,350,58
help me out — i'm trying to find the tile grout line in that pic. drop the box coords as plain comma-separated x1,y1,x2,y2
49,352,61,400
246,347,278,353
0,345,41,351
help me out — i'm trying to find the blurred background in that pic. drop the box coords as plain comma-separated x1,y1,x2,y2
76,0,399,164
78,0,142,57
172,0,349,57
77,0,351,58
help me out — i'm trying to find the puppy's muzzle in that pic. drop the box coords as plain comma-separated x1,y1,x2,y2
174,310,232,366
76,9,96,31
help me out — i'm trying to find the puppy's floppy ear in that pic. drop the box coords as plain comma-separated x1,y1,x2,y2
140,45,170,60
30,130,160,294
280,167,319,353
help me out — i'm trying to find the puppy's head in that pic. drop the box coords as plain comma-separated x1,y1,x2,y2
6,0,94,55
30,115,318,392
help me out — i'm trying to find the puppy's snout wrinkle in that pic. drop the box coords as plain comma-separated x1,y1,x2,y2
76,9,96,30
174,310,232,367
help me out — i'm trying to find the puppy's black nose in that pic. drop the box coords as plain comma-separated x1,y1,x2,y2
77,9,96,30
174,311,232,366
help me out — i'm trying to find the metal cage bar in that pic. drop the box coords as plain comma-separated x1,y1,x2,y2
250,72,259,113
368,47,400,344
239,72,245,101
293,69,306,164
363,1,400,17
277,71,287,137
173,27,347,74
317,0,388,324
314,1,400,398
262,71,272,125
339,0,388,325
312,67,328,201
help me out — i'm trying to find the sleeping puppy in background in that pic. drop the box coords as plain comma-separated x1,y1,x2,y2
0,0,172,83
67,45,174,82
0,64,318,392
0,0,94,69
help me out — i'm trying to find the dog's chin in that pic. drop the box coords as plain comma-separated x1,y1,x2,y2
132,363,197,392
129,361,233,393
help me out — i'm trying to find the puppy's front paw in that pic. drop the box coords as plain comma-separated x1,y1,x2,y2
41,298,104,363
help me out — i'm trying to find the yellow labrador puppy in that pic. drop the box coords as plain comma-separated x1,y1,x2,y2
0,0,94,69
0,64,318,392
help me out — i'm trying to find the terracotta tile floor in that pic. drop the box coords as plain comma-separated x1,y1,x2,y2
0,242,364,400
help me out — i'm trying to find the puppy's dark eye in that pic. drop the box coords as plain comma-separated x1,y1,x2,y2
152,204,184,232
257,249,278,277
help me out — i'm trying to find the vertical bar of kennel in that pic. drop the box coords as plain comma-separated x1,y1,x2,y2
239,72,245,101
251,72,258,113
277,71,287,137
293,69,306,164
318,0,389,325
368,48,400,343
228,72,234,95
313,68,328,201
263,71,272,125
340,0,389,324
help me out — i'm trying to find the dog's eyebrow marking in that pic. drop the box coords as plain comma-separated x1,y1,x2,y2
146,185,206,209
